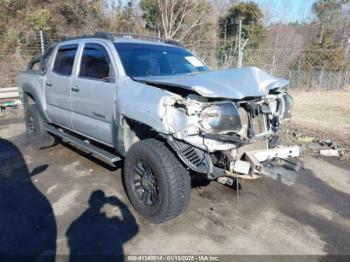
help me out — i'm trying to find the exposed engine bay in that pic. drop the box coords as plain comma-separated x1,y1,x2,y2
161,90,294,151
159,88,299,185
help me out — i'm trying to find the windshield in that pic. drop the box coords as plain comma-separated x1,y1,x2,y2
114,42,209,77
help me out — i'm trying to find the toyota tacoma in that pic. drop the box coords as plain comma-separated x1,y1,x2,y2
18,32,300,223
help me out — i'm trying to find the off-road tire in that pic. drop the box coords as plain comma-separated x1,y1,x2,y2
25,104,56,149
124,138,191,223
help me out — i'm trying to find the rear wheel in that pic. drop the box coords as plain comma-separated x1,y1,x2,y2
25,104,56,149
124,139,191,223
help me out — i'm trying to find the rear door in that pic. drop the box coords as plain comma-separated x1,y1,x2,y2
70,42,116,146
46,43,79,128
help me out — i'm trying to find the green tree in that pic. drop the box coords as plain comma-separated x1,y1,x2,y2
312,0,349,25
25,9,52,31
140,0,161,33
218,1,265,48
216,1,266,68
299,0,350,71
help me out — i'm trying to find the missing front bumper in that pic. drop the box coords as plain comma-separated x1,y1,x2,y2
262,158,301,186
230,146,301,186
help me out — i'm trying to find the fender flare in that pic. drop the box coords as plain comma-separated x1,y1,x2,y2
22,83,51,123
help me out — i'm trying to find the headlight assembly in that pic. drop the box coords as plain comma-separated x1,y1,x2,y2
278,94,293,119
200,103,242,134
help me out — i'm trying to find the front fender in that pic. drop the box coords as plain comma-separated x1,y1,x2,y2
116,77,179,134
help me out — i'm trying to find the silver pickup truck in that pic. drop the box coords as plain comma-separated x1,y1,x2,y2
18,32,300,223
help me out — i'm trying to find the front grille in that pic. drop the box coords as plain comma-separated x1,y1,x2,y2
251,115,266,134
239,105,267,136
239,107,249,128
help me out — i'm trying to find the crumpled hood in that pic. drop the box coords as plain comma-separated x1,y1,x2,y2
134,66,288,99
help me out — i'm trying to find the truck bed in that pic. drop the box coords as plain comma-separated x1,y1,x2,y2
17,70,46,101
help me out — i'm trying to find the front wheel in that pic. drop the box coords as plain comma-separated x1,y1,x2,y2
124,139,191,223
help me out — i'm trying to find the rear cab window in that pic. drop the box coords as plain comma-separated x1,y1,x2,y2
53,44,78,76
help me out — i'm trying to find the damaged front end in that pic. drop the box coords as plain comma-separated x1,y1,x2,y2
127,67,300,186
163,91,300,186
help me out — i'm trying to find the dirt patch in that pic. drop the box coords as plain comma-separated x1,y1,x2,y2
280,121,350,160
290,90,350,139
279,90,350,160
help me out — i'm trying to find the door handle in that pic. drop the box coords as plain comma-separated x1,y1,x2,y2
71,86,80,92
46,82,52,87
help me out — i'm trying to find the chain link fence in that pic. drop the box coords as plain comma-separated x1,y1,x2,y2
0,31,349,90
0,32,61,87
188,43,350,90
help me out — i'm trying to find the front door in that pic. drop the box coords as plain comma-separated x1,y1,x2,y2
71,42,116,146
45,44,79,128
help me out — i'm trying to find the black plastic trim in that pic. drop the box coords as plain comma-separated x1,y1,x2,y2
166,138,210,174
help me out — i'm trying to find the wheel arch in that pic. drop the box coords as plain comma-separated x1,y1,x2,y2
120,116,166,155
22,83,51,123
121,116,210,174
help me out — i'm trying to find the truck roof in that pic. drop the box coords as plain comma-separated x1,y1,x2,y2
60,32,184,48
114,37,178,47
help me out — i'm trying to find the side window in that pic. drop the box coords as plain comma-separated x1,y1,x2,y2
53,44,78,76
79,43,112,80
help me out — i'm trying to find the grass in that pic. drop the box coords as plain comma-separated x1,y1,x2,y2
290,90,350,141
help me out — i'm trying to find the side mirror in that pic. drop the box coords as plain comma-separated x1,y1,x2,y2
104,76,116,83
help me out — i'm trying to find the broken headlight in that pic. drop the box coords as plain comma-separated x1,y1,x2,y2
279,94,294,119
200,103,242,134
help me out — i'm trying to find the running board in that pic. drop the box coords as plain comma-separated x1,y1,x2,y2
45,125,121,163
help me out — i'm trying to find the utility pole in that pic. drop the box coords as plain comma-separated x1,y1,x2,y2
237,20,242,68
237,19,248,68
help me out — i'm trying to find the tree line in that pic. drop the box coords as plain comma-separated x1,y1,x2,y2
0,0,349,71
